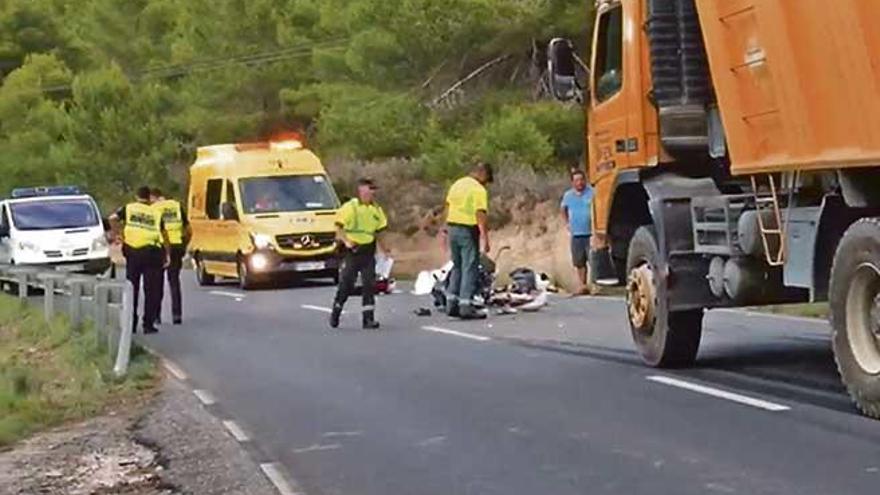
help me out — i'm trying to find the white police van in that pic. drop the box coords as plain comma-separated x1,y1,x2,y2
0,186,111,274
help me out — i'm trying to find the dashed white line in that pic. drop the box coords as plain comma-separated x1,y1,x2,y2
647,375,791,412
260,463,302,495
301,304,333,313
162,360,187,381
210,290,246,301
293,443,341,454
421,326,491,342
192,389,217,406
222,420,250,442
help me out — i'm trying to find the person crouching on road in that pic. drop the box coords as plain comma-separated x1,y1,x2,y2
110,186,167,334
330,178,391,330
151,188,191,325
561,169,596,296
444,161,493,320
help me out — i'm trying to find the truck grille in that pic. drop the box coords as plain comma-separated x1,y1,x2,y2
276,232,336,250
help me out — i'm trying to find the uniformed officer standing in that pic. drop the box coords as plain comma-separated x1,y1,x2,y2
329,178,390,330
444,161,493,320
151,188,191,325
110,186,166,334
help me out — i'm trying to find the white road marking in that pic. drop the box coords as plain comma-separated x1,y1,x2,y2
210,290,246,301
293,443,341,454
416,436,446,447
322,431,363,438
647,375,791,412
222,420,250,442
162,360,187,381
422,326,491,342
301,304,333,313
260,463,302,495
192,389,217,406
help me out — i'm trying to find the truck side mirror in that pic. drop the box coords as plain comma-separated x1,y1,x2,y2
547,38,585,103
221,202,239,222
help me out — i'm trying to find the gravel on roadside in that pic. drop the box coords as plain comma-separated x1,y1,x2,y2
0,375,278,495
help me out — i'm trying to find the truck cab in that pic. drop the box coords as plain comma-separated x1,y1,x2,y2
0,186,111,274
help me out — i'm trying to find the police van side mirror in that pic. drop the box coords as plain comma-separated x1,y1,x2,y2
221,202,239,222
547,38,586,103
0,225,8,239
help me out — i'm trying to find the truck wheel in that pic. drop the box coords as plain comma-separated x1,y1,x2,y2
237,257,259,291
195,256,216,286
829,217,880,419
626,226,703,367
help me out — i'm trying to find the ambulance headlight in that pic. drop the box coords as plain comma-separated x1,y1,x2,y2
250,253,270,271
251,233,273,250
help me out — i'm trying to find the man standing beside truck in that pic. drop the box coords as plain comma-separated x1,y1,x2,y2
329,178,390,330
560,169,595,295
110,186,166,334
151,188,190,325
444,162,493,320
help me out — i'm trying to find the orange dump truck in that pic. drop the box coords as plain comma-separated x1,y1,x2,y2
548,0,880,417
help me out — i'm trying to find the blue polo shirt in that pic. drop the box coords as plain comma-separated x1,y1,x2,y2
561,187,593,236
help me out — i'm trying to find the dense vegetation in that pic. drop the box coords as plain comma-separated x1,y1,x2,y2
0,0,589,207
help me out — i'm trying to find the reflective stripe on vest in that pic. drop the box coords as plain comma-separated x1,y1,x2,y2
154,199,184,245
124,202,162,248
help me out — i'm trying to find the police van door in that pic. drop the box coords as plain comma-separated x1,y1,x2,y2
0,203,11,264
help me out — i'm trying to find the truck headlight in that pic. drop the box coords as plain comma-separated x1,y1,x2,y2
251,233,273,250
17,241,39,253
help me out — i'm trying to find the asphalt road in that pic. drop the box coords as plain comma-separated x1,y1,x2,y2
143,275,880,495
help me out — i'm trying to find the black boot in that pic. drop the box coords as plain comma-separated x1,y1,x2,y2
459,305,487,320
329,303,343,328
362,311,380,330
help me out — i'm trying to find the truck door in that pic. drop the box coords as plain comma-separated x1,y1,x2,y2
589,3,628,181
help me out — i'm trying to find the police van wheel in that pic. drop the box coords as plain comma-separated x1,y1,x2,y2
195,256,216,287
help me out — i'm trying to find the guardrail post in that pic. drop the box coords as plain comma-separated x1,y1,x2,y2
104,282,125,352
8,267,38,299
113,280,134,377
94,284,110,348
66,277,92,326
37,272,68,322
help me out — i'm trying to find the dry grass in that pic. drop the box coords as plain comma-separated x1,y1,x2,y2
0,296,157,447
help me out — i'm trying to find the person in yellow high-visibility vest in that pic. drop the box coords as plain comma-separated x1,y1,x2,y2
329,178,391,330
110,186,166,334
444,161,493,320
151,188,191,325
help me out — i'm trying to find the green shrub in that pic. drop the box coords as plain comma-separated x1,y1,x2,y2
471,108,554,170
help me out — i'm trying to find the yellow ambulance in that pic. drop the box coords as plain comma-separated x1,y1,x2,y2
187,137,340,289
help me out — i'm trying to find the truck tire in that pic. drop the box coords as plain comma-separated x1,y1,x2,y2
194,256,216,286
626,226,703,367
829,217,880,419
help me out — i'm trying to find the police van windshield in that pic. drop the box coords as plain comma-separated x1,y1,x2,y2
240,175,339,214
10,199,100,231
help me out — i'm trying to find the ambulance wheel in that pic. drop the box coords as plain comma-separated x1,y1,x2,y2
626,226,703,368
830,217,880,419
194,256,216,287
237,257,260,291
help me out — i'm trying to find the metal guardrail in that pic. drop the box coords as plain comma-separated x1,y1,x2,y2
0,264,135,377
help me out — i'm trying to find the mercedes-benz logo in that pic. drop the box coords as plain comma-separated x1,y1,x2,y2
300,235,314,247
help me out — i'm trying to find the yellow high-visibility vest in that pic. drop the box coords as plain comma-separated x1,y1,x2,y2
153,199,184,245
124,202,162,249
335,198,388,245
445,176,488,226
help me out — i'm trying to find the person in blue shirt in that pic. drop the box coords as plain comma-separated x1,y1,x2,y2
560,169,595,295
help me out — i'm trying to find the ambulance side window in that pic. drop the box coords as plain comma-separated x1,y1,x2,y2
206,179,223,220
